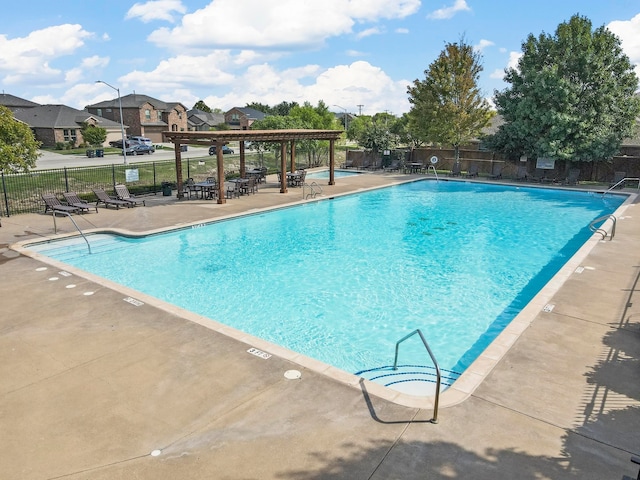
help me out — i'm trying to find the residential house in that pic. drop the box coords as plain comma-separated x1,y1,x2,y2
85,94,188,144
12,104,124,148
224,107,267,130
187,109,225,131
0,93,40,113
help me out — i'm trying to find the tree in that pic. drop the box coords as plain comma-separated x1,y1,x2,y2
80,122,107,147
407,38,494,162
490,15,640,165
352,115,396,156
192,100,212,113
0,105,40,173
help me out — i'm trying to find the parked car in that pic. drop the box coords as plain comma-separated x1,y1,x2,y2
209,145,234,155
109,139,132,148
129,136,153,146
123,144,155,155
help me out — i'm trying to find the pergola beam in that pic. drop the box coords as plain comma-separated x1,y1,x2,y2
163,129,343,202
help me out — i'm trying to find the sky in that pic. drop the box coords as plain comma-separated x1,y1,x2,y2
1,0,640,117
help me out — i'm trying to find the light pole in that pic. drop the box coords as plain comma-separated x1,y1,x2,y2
96,80,127,165
333,104,349,133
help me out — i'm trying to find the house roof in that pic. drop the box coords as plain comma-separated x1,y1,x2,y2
86,94,186,112
0,93,40,111
13,104,122,129
229,107,267,120
187,109,225,127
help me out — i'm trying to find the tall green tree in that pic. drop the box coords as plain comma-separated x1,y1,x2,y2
352,115,396,155
407,38,494,162
80,122,107,147
192,100,212,112
490,15,640,165
0,105,40,173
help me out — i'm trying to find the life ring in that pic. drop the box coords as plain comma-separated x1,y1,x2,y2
430,156,439,165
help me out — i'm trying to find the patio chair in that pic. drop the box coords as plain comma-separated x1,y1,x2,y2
225,181,240,199
62,192,98,213
563,168,580,186
115,184,145,206
609,171,626,189
487,163,503,180
449,162,461,177
515,166,528,181
465,163,479,178
42,193,79,215
92,188,132,209
622,455,640,480
531,168,554,183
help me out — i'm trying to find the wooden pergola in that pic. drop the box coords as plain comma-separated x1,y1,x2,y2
163,129,344,203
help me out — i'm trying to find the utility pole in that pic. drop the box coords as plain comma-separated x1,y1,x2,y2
357,104,364,115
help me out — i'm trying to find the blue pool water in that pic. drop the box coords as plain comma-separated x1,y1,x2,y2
28,181,623,390
306,169,361,179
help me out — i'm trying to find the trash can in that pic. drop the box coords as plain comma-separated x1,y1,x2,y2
86,149,95,158
95,149,104,157
180,145,188,152
161,182,172,196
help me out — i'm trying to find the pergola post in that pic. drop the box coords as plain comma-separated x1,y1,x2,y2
329,139,335,186
174,143,184,199
290,140,296,173
280,142,287,193
216,141,226,204
239,141,246,178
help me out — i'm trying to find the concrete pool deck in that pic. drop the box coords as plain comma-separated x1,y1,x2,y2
1,171,639,479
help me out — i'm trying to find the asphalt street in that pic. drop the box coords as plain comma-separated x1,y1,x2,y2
34,144,211,170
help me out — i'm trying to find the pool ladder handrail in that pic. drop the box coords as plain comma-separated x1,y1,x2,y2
52,211,92,254
393,329,441,423
428,165,439,181
603,177,640,196
589,214,616,241
303,181,323,199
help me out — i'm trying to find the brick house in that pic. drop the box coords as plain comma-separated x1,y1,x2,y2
11,104,123,148
224,107,267,130
85,94,188,144
187,109,225,131
0,93,40,113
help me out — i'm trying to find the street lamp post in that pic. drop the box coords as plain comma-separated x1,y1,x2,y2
333,104,349,133
96,80,127,165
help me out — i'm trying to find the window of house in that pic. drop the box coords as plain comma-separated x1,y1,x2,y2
63,129,77,142
96,108,102,117
232,113,239,121
145,109,151,120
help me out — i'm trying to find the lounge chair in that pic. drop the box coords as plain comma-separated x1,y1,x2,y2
449,162,461,177
384,159,401,172
465,163,479,178
115,184,145,206
515,166,528,181
609,171,626,189
92,188,132,209
563,168,580,186
62,192,98,213
487,163,503,179
531,168,554,183
42,193,79,215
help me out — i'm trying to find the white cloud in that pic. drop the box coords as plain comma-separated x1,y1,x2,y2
396,28,410,34
0,24,92,84
346,50,367,57
427,0,471,20
147,0,419,52
356,27,384,40
608,13,640,65
126,0,188,23
201,60,411,115
474,39,494,53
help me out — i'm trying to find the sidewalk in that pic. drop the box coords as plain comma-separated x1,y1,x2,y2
1,173,639,479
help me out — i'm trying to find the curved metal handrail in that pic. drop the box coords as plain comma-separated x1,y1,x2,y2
52,211,92,253
589,214,616,241
303,181,323,199
602,177,640,196
393,329,441,423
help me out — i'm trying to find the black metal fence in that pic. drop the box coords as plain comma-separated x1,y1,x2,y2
0,157,218,216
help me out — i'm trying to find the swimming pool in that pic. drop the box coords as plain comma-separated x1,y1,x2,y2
306,169,361,179
26,181,624,397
